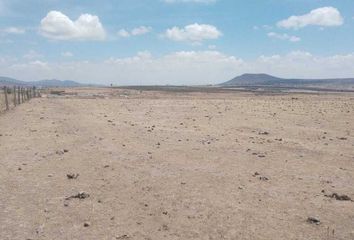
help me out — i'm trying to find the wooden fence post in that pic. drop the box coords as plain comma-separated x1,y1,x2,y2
21,87,24,102
4,86,9,111
13,86,17,106
17,86,21,104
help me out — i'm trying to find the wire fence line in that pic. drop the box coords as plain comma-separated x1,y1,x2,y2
1,86,40,113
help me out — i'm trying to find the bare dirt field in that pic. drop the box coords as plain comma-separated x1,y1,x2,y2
1,88,354,240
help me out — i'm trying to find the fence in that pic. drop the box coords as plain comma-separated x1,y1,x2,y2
1,86,39,113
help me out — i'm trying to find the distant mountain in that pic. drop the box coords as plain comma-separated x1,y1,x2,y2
0,76,26,86
0,76,86,87
30,79,83,87
221,73,354,90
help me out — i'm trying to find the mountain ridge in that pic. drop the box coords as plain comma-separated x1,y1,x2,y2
0,76,88,87
221,73,354,89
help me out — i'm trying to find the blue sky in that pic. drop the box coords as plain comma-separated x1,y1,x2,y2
0,0,354,85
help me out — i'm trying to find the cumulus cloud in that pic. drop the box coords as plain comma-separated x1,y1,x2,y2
267,32,301,42
118,26,152,38
3,51,354,85
164,23,222,44
40,11,106,40
277,7,344,29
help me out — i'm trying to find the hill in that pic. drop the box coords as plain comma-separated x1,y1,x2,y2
0,76,86,87
221,73,354,90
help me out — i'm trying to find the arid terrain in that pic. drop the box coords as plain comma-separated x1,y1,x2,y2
1,88,354,240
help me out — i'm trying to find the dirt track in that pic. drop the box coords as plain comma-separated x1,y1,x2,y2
1,88,354,240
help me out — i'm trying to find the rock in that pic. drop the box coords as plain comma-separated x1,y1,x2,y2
259,176,269,181
83,222,90,227
67,173,79,179
307,217,321,225
325,193,352,201
65,191,90,200
259,131,269,135
116,235,129,239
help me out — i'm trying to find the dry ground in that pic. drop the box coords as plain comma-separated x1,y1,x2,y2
1,88,354,240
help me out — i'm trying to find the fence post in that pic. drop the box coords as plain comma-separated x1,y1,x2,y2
33,86,36,98
21,87,24,102
4,86,9,111
13,86,17,106
17,86,21,104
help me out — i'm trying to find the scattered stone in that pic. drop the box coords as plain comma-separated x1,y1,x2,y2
253,172,269,181
116,235,129,239
63,149,69,153
307,217,321,225
65,191,90,200
259,131,269,135
325,193,352,201
259,176,269,181
67,173,79,179
48,174,53,177
83,222,90,227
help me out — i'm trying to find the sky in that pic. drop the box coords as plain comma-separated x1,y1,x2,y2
0,0,354,85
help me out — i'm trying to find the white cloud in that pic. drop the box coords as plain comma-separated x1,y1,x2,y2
118,29,130,38
23,50,43,60
61,51,73,57
118,26,152,38
40,11,106,41
164,23,222,44
267,32,301,42
3,27,25,34
277,7,344,29
131,26,152,36
2,51,354,85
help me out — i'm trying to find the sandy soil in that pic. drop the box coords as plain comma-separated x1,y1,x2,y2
1,88,354,240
